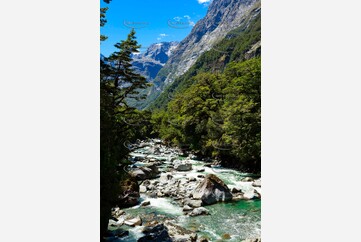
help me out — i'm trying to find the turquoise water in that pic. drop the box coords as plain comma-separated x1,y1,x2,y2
118,196,260,241
114,147,261,241
179,199,261,241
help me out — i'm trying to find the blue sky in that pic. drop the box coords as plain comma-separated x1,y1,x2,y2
100,0,211,57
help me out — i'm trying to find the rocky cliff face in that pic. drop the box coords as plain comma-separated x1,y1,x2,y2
132,41,178,81
154,0,260,87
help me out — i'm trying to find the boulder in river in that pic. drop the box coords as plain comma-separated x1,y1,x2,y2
189,207,210,216
138,224,172,242
165,221,198,242
141,201,151,206
174,162,192,171
130,164,159,180
183,205,193,211
183,198,202,208
192,174,232,205
124,216,142,227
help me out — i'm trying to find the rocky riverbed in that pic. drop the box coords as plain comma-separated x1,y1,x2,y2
106,139,261,242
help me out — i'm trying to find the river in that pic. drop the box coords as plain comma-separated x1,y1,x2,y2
109,139,261,242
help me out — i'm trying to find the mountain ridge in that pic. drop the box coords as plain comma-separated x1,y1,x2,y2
142,0,260,109
147,0,261,110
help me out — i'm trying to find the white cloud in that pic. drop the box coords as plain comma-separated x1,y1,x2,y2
173,16,182,21
184,15,191,20
157,33,169,42
189,21,195,26
197,0,211,4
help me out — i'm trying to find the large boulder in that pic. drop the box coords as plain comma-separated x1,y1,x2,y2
174,161,192,171
124,216,142,226
138,224,172,242
183,198,202,208
189,207,209,217
192,174,232,205
130,164,159,180
165,221,197,242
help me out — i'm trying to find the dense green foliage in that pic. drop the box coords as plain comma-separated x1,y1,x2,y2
100,3,261,240
100,2,153,239
100,29,152,239
148,10,260,110
100,7,109,41
148,9,261,173
151,58,261,172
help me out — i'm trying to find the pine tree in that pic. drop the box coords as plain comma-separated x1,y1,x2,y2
100,7,108,41
107,29,149,105
100,29,150,240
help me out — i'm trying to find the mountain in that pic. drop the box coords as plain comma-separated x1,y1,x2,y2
132,41,179,81
149,1,261,110
142,0,260,109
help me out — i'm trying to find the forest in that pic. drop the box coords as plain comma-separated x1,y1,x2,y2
100,0,261,240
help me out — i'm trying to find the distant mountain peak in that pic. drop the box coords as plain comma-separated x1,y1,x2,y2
159,0,259,86
131,41,179,82
134,41,179,64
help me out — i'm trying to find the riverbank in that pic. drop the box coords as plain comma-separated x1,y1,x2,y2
106,139,261,242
